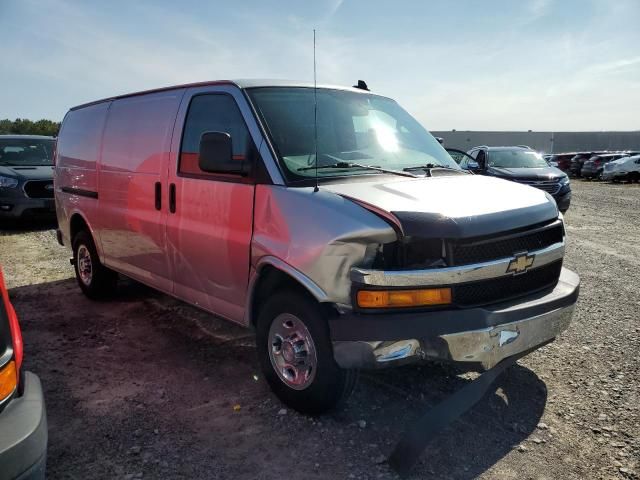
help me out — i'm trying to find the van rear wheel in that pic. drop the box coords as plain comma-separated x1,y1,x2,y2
72,230,117,299
256,290,357,415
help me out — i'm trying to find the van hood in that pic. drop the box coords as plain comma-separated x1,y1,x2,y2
323,174,558,239
0,165,54,180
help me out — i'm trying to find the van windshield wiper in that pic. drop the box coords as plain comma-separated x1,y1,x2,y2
403,164,469,176
298,162,419,178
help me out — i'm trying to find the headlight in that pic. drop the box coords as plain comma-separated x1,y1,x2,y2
559,176,570,186
0,176,18,188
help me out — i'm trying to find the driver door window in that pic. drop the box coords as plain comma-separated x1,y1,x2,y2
179,94,253,178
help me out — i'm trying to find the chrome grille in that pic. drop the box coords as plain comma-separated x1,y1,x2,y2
514,179,561,195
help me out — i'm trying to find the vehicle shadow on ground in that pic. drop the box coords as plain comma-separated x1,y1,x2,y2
354,363,547,478
11,277,547,480
0,218,57,234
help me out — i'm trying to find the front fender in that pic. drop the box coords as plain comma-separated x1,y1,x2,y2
251,185,397,307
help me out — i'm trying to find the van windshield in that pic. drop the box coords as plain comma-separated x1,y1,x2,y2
247,87,459,181
0,138,54,166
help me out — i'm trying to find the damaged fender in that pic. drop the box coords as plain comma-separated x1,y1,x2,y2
249,185,397,312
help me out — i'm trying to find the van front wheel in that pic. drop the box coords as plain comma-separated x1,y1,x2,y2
256,290,357,415
72,230,117,299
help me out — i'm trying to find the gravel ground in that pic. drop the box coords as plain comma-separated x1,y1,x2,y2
0,180,638,480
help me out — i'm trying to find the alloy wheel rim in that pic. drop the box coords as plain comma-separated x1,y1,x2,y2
268,313,317,390
77,245,93,286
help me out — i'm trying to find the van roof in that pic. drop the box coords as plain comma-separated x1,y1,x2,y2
69,79,372,111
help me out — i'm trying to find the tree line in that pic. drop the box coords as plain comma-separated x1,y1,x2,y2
0,118,60,137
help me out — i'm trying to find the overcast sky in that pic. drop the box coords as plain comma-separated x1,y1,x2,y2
1,0,639,131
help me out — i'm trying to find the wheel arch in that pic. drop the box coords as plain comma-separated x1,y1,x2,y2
246,257,334,328
68,212,104,261
69,212,90,241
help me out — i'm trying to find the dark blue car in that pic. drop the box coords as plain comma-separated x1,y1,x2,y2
459,146,571,213
0,136,56,221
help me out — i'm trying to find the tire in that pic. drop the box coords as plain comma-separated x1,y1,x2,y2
72,230,118,299
256,290,358,415
629,172,640,183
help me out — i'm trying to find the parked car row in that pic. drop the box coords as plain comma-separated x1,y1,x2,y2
1,133,636,225
602,154,640,182
545,150,639,179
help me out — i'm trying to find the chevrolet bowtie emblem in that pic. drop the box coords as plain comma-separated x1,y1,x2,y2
507,253,535,275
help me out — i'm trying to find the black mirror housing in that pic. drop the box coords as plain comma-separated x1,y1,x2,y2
198,131,246,175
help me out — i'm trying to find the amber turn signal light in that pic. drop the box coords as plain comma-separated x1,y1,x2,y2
0,360,17,402
357,288,452,308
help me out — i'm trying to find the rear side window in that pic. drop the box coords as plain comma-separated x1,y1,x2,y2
58,103,109,169
179,94,252,177
101,91,183,174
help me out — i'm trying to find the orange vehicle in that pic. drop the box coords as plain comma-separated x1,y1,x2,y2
0,268,47,479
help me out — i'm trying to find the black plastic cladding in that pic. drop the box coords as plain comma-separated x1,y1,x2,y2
356,220,565,313
23,180,54,199
448,221,564,266
351,260,563,314
380,219,563,270
454,260,563,307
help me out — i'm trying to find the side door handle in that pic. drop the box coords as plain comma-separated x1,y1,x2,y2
169,183,176,213
154,182,162,210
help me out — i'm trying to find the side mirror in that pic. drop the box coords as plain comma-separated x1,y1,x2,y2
198,131,247,175
435,137,444,145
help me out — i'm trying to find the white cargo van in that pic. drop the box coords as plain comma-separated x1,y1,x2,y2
55,80,579,414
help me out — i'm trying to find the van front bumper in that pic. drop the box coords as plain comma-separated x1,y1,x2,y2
330,267,579,370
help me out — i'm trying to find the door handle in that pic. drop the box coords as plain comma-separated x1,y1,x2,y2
169,183,176,213
154,182,162,210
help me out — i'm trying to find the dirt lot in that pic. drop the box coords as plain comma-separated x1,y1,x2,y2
0,180,638,480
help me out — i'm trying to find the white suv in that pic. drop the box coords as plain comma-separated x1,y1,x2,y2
602,154,640,182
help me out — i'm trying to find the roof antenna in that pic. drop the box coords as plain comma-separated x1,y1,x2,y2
313,29,319,193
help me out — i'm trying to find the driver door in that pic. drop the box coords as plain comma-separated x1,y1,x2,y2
165,87,258,324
